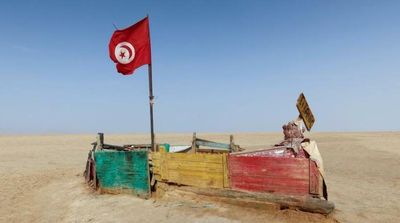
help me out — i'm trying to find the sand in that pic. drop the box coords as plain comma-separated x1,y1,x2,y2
0,132,399,223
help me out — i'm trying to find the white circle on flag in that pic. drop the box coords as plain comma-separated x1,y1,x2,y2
114,42,135,64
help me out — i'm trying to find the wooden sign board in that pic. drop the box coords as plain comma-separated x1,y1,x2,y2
296,93,315,131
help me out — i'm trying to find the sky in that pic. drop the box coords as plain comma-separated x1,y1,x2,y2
0,0,399,134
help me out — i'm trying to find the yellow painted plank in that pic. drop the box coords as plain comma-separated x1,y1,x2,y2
167,171,224,188
167,170,224,179
152,151,229,189
166,161,224,172
164,153,223,163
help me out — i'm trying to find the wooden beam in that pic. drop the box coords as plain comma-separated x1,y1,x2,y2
177,186,334,215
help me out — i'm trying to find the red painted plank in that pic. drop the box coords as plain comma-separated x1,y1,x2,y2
231,182,309,195
233,148,295,158
229,156,309,166
229,157,309,178
230,175,309,186
228,154,313,196
230,174,309,195
229,165,309,179
230,178,309,193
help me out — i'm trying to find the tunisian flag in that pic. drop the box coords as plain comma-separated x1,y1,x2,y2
109,17,151,75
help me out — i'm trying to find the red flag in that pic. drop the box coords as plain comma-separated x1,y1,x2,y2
109,17,151,75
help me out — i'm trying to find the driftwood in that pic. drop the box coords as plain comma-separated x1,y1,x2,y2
177,186,334,215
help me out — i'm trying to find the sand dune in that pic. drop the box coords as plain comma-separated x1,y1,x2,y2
0,132,399,223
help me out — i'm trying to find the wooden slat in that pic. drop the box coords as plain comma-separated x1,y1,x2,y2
163,152,223,163
166,161,224,172
222,154,229,188
167,171,224,188
195,139,230,150
309,160,321,196
177,186,335,215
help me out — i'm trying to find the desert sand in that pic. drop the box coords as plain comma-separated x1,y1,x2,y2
0,132,399,223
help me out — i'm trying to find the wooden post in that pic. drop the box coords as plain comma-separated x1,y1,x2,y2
96,133,104,150
190,132,197,153
229,135,234,152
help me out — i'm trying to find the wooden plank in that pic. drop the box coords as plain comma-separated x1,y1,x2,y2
195,139,230,150
177,186,335,215
309,160,321,196
222,154,229,188
228,156,310,179
163,152,223,163
153,151,228,189
230,177,309,195
167,171,224,188
228,154,312,196
166,161,224,171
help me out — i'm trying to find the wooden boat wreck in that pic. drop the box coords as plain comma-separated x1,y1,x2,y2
84,127,334,214
84,94,334,214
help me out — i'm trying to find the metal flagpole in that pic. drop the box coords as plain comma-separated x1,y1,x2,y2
147,15,155,151
148,64,155,151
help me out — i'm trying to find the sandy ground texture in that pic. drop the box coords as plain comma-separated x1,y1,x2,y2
0,132,399,223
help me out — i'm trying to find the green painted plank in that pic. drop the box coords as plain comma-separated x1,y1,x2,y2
94,150,150,198
195,139,230,150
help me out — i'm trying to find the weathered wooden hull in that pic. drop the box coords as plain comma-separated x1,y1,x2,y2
94,150,150,198
86,142,330,213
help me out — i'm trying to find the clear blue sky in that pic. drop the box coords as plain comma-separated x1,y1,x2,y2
0,0,399,134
